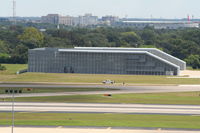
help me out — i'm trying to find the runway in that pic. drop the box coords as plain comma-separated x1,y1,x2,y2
1,126,200,133
1,84,200,98
1,102,200,115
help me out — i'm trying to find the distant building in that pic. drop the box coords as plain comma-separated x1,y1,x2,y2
28,47,186,76
73,17,80,26
78,13,98,26
41,13,98,26
59,15,74,26
42,14,73,26
114,21,199,29
0,17,9,22
41,14,59,24
102,15,119,24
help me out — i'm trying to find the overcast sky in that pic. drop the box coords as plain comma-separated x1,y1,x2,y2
1,0,200,18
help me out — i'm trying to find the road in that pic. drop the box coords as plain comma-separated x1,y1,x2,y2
0,84,200,98
1,127,200,133
1,102,200,115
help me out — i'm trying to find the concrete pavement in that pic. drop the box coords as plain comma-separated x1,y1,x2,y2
1,127,200,133
1,84,200,98
1,102,200,115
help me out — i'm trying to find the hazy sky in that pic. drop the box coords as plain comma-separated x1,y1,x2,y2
1,0,200,18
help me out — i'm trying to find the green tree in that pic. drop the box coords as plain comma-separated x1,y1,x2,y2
121,32,142,47
10,45,29,64
44,35,72,48
181,29,200,45
0,40,9,53
185,55,200,69
18,27,44,48
82,33,109,47
141,29,157,45
0,64,6,71
0,53,10,63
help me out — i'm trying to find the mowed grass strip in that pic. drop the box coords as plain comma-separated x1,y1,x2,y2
7,72,200,84
0,64,27,81
1,113,200,129
1,64,200,84
3,92,200,105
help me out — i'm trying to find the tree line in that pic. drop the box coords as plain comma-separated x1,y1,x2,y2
0,25,200,69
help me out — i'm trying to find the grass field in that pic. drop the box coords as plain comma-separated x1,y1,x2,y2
0,64,27,75
1,64,200,85
1,113,200,129
2,92,200,105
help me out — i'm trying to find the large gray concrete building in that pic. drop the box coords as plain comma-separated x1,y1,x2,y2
28,47,186,76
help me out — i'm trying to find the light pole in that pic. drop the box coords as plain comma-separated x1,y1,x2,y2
5,89,22,133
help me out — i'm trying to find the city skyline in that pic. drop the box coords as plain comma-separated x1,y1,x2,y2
1,0,200,19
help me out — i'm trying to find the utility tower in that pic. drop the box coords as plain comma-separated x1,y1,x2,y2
12,0,16,24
